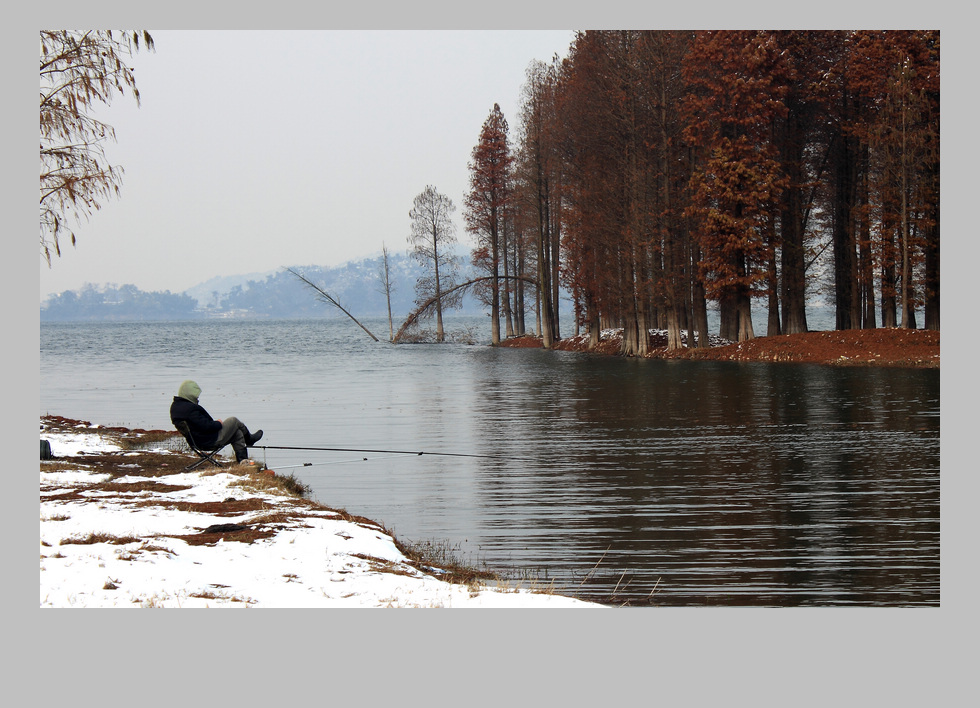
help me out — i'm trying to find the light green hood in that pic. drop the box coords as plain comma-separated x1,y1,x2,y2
177,380,202,404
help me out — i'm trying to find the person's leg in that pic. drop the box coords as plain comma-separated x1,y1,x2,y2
215,416,251,462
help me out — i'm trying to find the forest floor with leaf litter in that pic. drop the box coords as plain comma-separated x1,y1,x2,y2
502,327,939,368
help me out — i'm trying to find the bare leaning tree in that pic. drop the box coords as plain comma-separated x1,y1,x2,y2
377,242,397,342
40,30,155,265
286,267,379,342
408,186,462,342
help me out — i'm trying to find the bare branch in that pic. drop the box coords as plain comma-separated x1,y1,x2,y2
285,268,380,342
394,275,535,343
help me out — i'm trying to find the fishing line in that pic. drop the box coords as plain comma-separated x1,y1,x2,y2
255,444,506,460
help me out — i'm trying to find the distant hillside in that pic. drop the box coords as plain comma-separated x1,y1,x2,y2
212,250,487,319
183,270,276,309
40,250,490,322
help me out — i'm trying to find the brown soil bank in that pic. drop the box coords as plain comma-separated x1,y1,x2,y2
502,328,939,368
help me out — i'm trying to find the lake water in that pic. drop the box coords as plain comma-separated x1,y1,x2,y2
39,316,940,606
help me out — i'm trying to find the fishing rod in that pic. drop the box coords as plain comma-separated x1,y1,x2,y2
270,457,369,470
254,444,505,460
266,451,438,470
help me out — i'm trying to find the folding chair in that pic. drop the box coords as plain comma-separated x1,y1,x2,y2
174,420,227,471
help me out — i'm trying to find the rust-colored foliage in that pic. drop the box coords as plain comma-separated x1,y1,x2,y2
682,31,790,313
512,30,940,351
465,103,515,344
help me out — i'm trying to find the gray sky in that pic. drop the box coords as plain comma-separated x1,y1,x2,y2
39,30,576,301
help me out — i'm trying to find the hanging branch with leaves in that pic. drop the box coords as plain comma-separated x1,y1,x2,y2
40,30,155,265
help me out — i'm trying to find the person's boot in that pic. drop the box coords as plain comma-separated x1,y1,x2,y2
247,430,263,446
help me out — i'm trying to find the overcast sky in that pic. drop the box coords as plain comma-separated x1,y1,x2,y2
39,30,578,301
37,13,967,307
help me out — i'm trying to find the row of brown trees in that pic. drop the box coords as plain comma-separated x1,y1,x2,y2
464,30,939,352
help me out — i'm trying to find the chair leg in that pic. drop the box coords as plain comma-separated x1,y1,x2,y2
184,449,224,471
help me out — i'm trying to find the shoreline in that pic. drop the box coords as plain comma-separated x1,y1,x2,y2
501,327,940,368
39,415,602,608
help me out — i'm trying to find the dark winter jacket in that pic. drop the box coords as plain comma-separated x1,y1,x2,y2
170,380,222,448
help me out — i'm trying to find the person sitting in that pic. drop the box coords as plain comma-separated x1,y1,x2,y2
170,379,263,464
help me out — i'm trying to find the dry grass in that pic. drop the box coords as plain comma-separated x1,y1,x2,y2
350,553,420,579
393,537,498,587
230,469,313,498
59,532,144,546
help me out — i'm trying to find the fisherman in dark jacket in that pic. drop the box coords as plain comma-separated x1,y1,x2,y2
170,380,263,463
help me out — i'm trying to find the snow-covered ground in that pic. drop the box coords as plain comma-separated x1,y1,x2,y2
39,423,601,608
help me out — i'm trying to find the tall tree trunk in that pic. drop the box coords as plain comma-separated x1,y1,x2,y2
622,310,640,356
432,227,445,342
832,126,857,331
385,253,394,342
549,194,562,341
735,252,755,342
586,295,601,350
662,136,684,351
779,108,808,334
634,245,650,357
719,295,738,342
490,220,501,345
691,263,710,349
766,216,781,336
857,144,876,329
923,166,940,330
899,114,913,329
767,255,781,337
537,173,555,349
502,219,515,338
537,230,554,349
515,240,526,336
737,293,755,342
880,214,898,328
